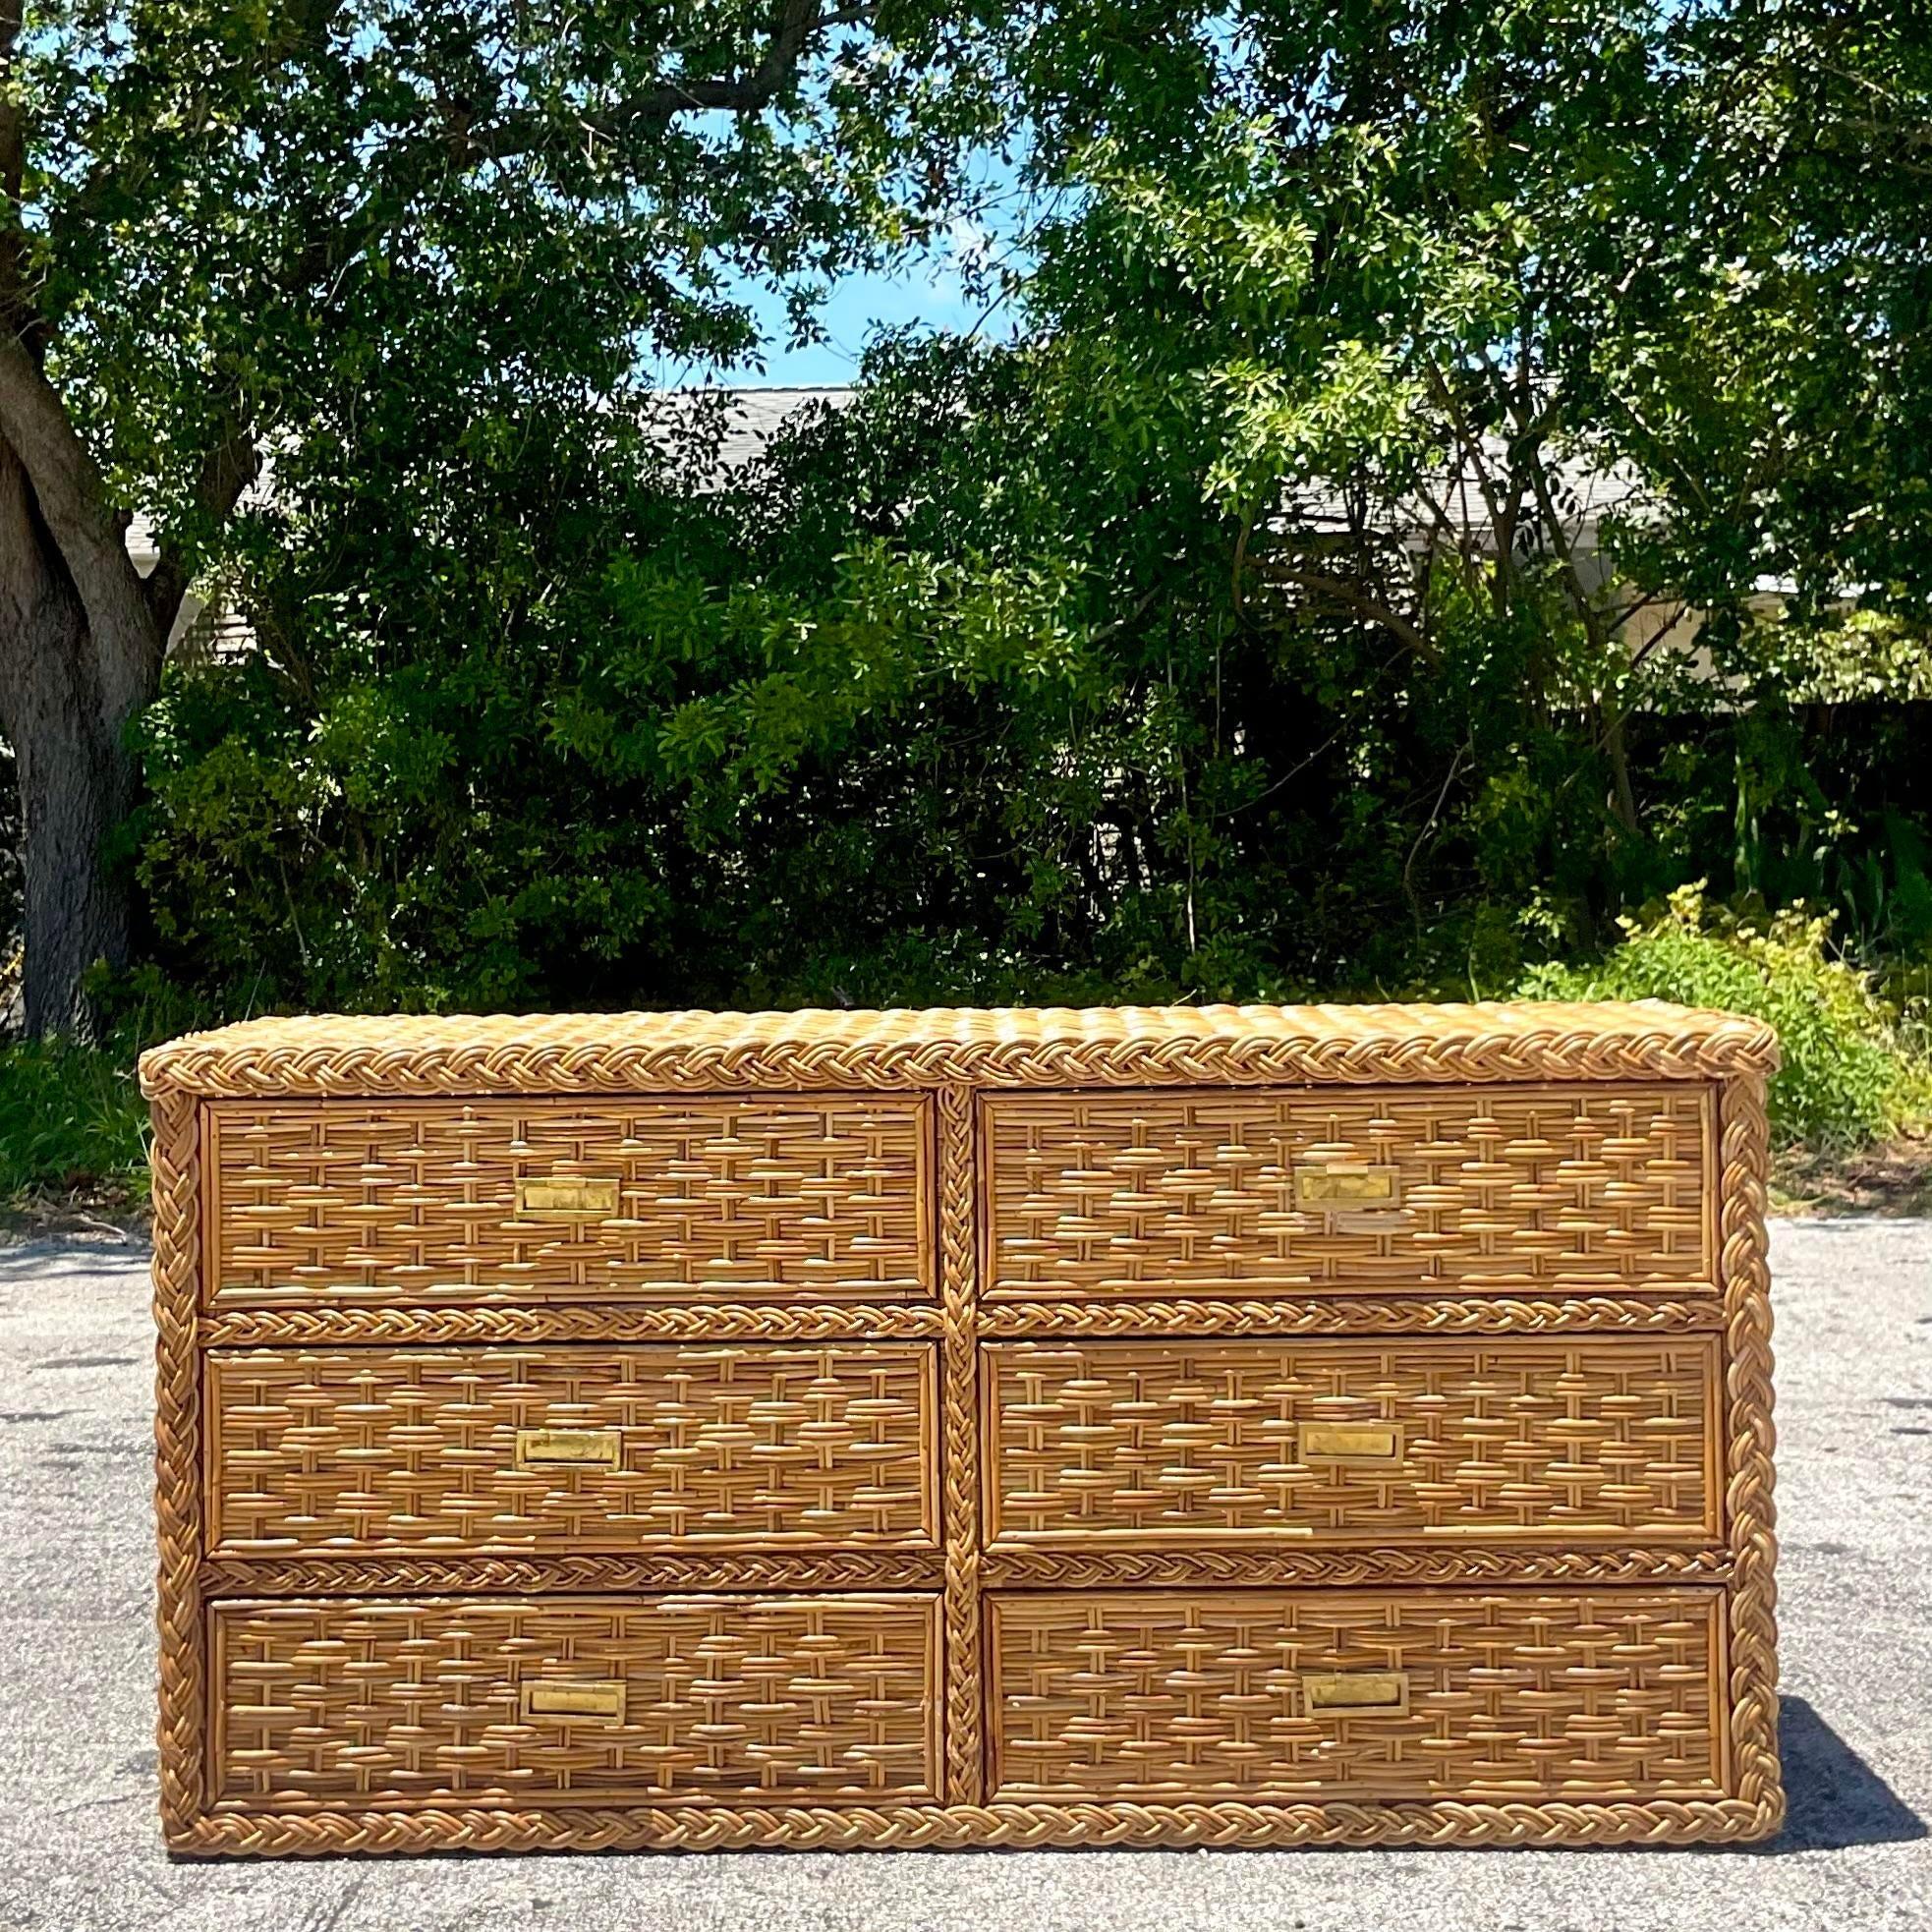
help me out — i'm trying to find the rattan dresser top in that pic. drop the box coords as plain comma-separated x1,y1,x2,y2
140,998,1776,1099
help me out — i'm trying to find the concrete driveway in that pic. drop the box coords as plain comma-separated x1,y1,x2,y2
1,1220,1926,1932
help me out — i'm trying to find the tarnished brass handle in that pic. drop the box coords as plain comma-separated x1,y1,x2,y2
1300,1421,1403,1461
1304,1672,1409,1717
520,1680,626,1724
514,1175,619,1219
514,1428,622,1470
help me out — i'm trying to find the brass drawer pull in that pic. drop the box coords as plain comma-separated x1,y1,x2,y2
1294,1164,1400,1209
1300,1422,1403,1461
514,1428,622,1470
520,1680,627,1725
1304,1672,1409,1717
515,1175,619,1219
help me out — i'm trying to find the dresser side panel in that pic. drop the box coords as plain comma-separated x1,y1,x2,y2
152,1090,207,1842
1718,1072,1781,1829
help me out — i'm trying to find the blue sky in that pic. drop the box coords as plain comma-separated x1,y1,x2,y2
636,248,1003,392
649,151,1041,389
719,259,997,386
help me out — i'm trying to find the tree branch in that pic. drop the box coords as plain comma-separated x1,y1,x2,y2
1260,554,1440,662
0,0,32,346
0,328,158,697
469,2,876,162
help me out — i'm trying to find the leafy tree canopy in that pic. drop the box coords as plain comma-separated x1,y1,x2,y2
0,0,1007,1027
9,1,1931,1023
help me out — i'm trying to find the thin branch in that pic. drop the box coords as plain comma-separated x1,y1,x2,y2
1259,556,1440,663
1407,475,1490,603
1423,359,1510,564
1402,739,1469,936
1223,642,1413,819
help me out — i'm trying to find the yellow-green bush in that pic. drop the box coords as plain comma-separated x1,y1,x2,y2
1520,886,1930,1149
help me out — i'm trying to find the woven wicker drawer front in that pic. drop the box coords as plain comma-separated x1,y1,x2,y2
984,1085,1711,1298
207,1098,934,1307
211,1595,941,1808
984,1336,1719,1547
206,1342,938,1556
990,1588,1724,1802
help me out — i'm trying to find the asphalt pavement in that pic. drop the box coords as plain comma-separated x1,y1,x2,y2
0,1219,1926,1932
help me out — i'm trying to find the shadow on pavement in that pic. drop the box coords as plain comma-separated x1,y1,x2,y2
1757,1696,1927,1852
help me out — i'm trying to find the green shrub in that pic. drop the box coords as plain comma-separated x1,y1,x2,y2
0,1041,149,1209
1520,885,1930,1149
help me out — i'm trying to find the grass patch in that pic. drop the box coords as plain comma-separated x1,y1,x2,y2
0,1040,149,1219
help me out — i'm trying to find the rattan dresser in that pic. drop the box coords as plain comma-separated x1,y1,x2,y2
141,1000,1783,1856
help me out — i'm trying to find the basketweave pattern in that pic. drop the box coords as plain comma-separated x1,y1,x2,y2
988,1590,1722,1802
205,1342,938,1556
208,1098,931,1306
983,1337,1717,1545
984,1086,1710,1297
211,1596,940,1807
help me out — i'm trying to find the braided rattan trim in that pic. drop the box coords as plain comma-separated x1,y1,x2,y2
1720,1074,1784,1832
199,1303,944,1347
198,1547,1731,1600
977,1296,1725,1336
200,1297,1722,1347
151,1092,204,1838
139,1000,1777,1100
199,1552,948,1598
200,1297,1725,1347
166,1794,1781,1857
938,1087,983,1804
980,1546,1733,1590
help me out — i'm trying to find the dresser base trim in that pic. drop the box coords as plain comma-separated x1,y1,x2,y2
164,1794,1784,1858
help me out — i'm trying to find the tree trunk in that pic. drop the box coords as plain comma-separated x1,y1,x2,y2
0,441,144,1038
